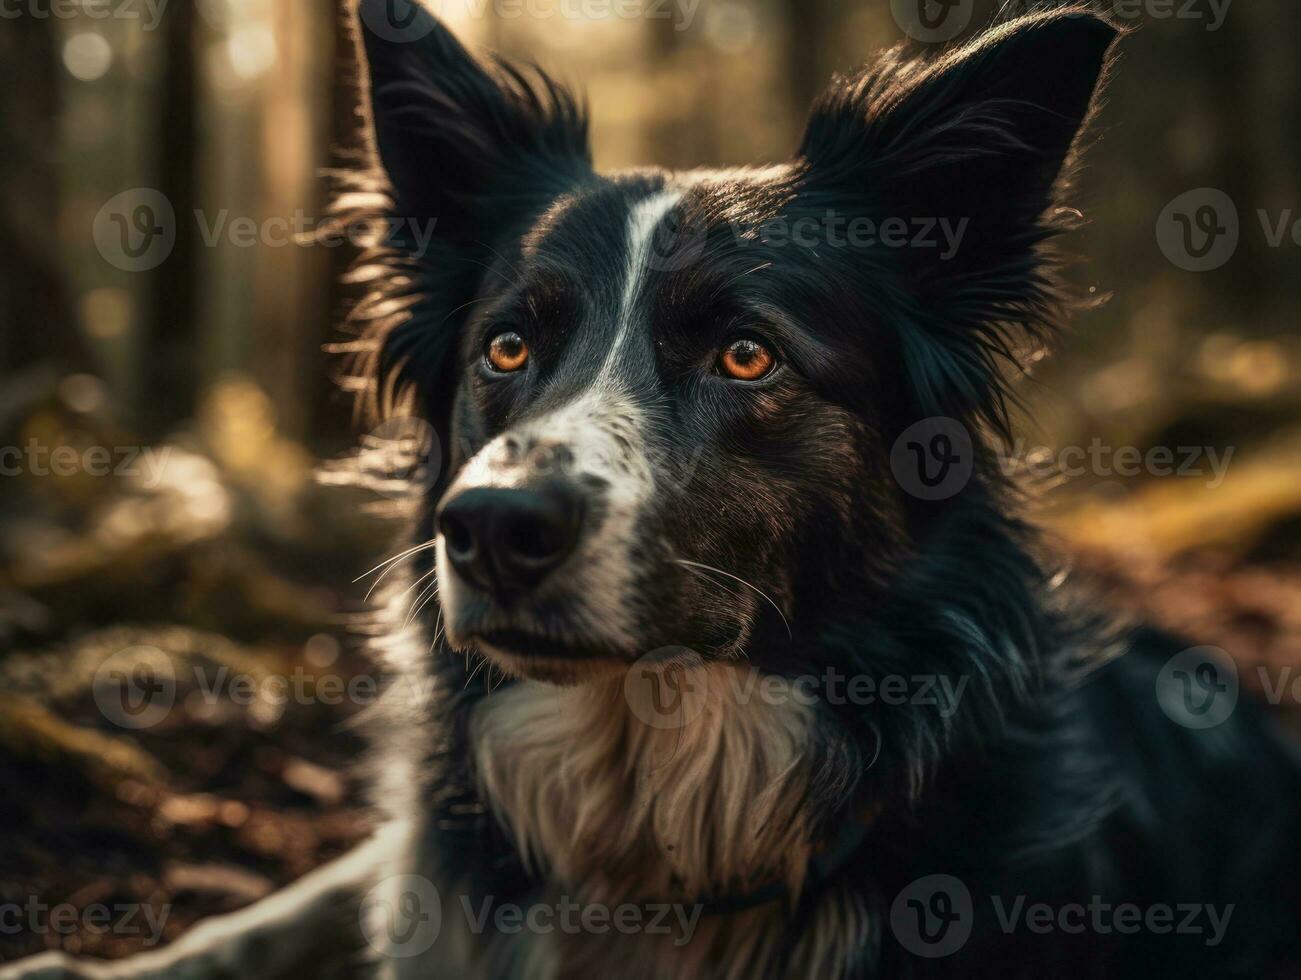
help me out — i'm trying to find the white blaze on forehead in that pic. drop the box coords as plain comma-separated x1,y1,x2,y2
598,189,685,383
438,191,683,655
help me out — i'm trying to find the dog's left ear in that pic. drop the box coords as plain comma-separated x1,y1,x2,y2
798,9,1120,429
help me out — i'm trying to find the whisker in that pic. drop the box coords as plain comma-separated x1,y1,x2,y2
395,568,436,604
674,558,793,640
354,540,439,601
465,654,490,688
430,609,444,650
405,581,441,628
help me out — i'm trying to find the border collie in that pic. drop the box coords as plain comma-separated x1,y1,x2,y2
9,4,1299,980
341,3,1301,978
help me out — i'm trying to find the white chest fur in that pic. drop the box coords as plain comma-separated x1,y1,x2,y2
460,665,869,979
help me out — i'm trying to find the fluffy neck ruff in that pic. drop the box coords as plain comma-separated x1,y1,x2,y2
470,663,822,908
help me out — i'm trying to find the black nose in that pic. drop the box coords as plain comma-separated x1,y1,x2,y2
437,487,582,595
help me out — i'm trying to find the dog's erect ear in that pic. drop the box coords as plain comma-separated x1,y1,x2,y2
349,1,590,431
359,0,591,238
798,9,1119,430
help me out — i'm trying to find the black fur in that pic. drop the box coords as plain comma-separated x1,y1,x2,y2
350,3,1301,977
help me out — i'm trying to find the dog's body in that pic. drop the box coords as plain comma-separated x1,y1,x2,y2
9,5,1300,980
344,4,1301,978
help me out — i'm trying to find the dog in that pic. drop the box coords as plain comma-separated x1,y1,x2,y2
7,4,1299,980
336,2,1301,978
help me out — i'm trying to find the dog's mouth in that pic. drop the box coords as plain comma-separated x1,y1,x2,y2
466,627,635,685
470,628,624,663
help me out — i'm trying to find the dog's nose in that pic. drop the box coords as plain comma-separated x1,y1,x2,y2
437,486,582,595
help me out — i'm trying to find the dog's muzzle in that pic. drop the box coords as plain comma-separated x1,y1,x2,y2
437,484,584,597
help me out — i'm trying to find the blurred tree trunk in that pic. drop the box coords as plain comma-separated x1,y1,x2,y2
0,15,85,381
142,2,200,436
781,0,838,122
644,11,720,167
1241,0,1301,334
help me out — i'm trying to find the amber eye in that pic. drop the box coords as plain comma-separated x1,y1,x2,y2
485,331,529,373
717,338,776,381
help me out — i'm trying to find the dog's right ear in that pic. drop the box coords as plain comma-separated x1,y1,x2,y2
358,0,591,241
350,1,590,430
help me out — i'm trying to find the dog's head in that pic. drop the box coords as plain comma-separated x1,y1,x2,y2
356,2,1117,686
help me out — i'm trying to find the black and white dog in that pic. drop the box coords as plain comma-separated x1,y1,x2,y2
10,3,1300,979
